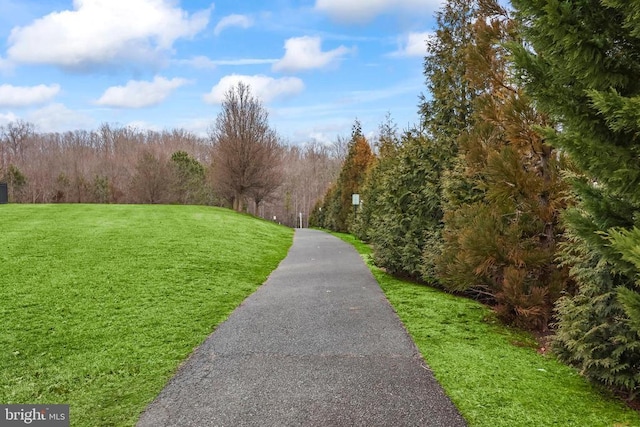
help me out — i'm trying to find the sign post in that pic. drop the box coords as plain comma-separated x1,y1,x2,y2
352,193,360,218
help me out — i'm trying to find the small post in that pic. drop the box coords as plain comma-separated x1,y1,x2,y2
352,193,360,218
0,182,7,204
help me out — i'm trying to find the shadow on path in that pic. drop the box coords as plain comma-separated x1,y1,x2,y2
137,229,466,426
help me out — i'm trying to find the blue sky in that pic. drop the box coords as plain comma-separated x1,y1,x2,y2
0,0,442,144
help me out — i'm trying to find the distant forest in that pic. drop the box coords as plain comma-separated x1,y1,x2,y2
0,117,344,228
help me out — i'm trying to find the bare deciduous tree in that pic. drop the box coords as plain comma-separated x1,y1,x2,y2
2,120,34,163
130,150,171,204
209,82,283,212
331,135,349,163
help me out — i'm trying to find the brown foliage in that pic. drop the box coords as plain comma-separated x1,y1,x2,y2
437,0,570,330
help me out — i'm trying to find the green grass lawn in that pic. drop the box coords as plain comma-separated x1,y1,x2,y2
334,232,640,427
1,204,293,426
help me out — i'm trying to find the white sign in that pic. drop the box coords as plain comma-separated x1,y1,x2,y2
352,194,360,205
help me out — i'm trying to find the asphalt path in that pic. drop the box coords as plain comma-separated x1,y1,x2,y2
137,229,466,426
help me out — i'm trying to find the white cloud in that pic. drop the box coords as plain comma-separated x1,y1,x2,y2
272,36,351,73
209,58,279,66
305,131,341,145
176,55,218,70
96,76,189,108
203,74,305,104
6,0,212,69
315,0,439,23
179,117,212,138
175,55,277,69
390,31,432,57
27,103,94,132
214,14,253,36
0,84,61,107
0,111,20,126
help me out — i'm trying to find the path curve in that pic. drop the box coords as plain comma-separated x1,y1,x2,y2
137,229,466,426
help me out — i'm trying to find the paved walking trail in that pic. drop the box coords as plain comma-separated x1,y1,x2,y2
137,229,466,426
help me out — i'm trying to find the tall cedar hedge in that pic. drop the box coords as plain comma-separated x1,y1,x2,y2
512,0,640,397
313,0,640,399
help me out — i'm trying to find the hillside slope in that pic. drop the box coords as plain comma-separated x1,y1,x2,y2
0,204,293,426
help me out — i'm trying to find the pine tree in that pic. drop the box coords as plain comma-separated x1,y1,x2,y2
512,0,640,397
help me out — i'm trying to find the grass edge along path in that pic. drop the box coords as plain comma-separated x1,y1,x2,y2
332,232,640,427
1,204,293,427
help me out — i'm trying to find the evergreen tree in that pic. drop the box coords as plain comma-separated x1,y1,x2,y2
311,183,341,231
352,114,400,241
420,0,477,143
4,164,26,203
312,120,374,233
170,150,207,205
512,0,640,396
368,131,444,277
418,0,480,276
436,0,570,330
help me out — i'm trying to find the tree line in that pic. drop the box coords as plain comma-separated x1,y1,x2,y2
0,83,343,228
312,0,640,401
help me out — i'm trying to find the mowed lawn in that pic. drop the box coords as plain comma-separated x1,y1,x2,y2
0,204,293,426
334,232,640,427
